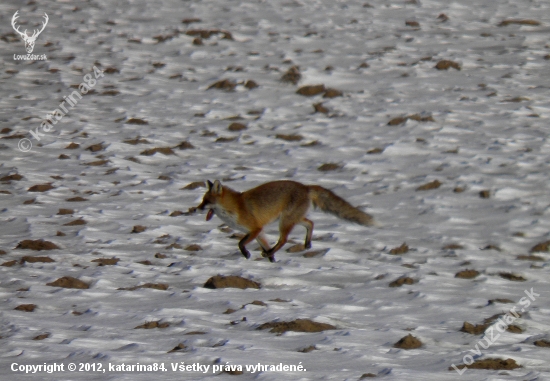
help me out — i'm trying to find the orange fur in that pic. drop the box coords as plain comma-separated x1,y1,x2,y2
197,180,374,262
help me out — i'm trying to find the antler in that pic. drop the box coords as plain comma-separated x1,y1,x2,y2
31,13,48,38
11,11,28,39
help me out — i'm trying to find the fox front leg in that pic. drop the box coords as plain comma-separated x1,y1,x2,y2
237,229,262,259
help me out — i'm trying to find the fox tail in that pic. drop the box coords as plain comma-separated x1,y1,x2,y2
309,185,374,226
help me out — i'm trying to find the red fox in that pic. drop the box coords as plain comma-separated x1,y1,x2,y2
197,180,374,262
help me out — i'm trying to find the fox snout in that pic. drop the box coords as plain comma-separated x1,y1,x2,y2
197,199,215,221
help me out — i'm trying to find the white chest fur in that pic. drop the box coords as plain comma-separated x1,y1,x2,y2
213,206,246,232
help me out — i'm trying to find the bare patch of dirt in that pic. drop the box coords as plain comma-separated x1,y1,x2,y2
286,244,306,253
125,118,149,125
450,358,521,371
1,173,23,181
258,319,336,334
499,272,526,282
28,183,54,192
323,88,343,98
216,136,238,143
124,137,150,145
228,122,247,131
281,66,301,84
132,225,147,233
435,60,461,70
443,244,464,250
63,219,87,226
182,181,205,190
58,209,74,215
455,269,479,279
479,190,491,198
488,298,514,305
204,275,261,289
530,240,550,253
140,147,175,156
207,79,236,91
167,343,187,353
393,334,422,349
16,240,60,251
389,243,409,255
86,143,105,152
388,114,435,126
14,304,36,312
534,340,550,347
318,163,342,171
91,257,119,266
66,196,88,202
135,321,170,329
33,333,50,340
21,256,55,264
313,103,329,114
276,134,304,141
389,277,416,287
185,244,203,251
120,283,169,291
296,84,326,96
517,254,545,261
416,180,441,191
2,260,17,267
47,276,89,289
498,19,540,27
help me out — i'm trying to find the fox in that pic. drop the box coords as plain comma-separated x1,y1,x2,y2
197,180,374,262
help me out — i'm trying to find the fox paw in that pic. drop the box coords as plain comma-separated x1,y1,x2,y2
241,250,251,259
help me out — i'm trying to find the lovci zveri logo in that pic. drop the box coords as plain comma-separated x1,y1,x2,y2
11,10,48,60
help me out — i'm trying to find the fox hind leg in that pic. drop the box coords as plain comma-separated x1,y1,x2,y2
299,218,314,249
264,218,297,262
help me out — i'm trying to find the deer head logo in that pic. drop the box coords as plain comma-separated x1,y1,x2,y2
11,11,48,54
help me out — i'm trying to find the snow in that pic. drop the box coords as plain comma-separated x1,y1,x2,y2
1,0,550,380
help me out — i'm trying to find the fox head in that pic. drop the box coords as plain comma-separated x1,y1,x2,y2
197,180,223,221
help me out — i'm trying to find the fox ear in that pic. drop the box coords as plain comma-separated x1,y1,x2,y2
206,180,213,190
212,180,222,195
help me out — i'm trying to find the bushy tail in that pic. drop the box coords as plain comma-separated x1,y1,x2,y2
309,185,374,226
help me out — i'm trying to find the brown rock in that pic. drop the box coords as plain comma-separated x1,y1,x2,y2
244,80,258,89
281,66,301,84
207,79,236,91
63,219,87,226
86,143,104,152
389,243,409,255
126,118,149,125
46,276,89,289
313,103,329,114
140,147,175,156
323,88,343,98
15,304,36,312
479,190,490,198
120,283,169,291
318,163,342,171
455,269,479,279
1,173,23,181
389,277,415,287
393,334,422,349
91,257,119,266
1,260,17,267
416,180,441,191
16,240,60,251
174,141,194,150
450,358,521,371
297,84,326,96
204,275,261,289
499,272,526,282
276,134,303,141
167,343,187,353
21,256,55,264
28,183,54,192
135,321,170,329
33,333,50,340
534,340,550,347
132,225,147,233
460,321,489,335
66,196,88,202
185,244,203,251
530,240,550,253
228,122,247,131
516,254,544,261
435,60,461,70
182,181,205,190
258,319,336,333
498,19,540,27
58,209,74,215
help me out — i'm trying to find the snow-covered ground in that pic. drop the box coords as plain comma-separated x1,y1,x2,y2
1,0,549,379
